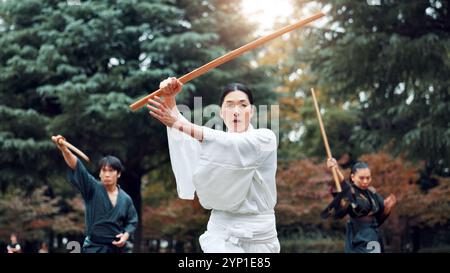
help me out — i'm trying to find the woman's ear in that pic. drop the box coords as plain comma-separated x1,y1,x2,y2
219,108,224,120
117,172,121,178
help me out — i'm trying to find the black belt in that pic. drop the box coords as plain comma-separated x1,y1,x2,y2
88,234,118,245
352,215,374,223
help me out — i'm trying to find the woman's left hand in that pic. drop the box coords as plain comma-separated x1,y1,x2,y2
384,194,397,210
327,158,338,169
147,96,179,127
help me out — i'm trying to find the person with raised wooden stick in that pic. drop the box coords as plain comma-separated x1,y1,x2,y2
147,78,279,253
310,88,397,253
325,159,397,253
51,135,138,253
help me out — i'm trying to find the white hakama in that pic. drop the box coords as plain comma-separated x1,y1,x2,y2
167,114,279,253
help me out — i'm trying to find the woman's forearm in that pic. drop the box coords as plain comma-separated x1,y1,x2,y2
336,168,345,182
173,118,204,142
164,96,177,110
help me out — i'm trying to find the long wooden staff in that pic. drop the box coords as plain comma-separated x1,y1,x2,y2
310,88,341,192
53,137,90,162
129,12,325,111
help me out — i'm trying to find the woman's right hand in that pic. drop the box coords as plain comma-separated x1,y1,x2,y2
147,96,180,128
327,157,338,169
159,77,183,97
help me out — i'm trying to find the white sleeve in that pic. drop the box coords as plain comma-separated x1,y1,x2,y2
166,114,200,200
192,127,277,211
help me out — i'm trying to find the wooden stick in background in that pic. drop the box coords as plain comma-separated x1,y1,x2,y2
310,88,341,192
58,139,90,162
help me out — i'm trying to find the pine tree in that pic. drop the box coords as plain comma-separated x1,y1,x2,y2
310,0,450,178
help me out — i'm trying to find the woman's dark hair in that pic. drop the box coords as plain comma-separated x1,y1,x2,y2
349,161,369,182
98,155,124,173
219,83,254,106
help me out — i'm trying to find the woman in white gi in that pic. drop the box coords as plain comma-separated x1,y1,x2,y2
147,77,279,253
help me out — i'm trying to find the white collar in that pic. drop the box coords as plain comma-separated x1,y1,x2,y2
226,123,254,133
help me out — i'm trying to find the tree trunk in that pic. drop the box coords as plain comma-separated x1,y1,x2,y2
120,170,142,253
168,237,174,253
175,240,185,253
190,238,198,253
156,239,161,253
412,227,421,252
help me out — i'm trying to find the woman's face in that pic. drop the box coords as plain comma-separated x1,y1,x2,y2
220,90,253,133
351,168,372,190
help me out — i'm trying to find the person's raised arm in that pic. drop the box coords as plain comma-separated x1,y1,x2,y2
326,157,345,183
147,77,204,141
52,135,96,199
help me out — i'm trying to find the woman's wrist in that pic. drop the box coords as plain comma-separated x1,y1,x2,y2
164,95,176,109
